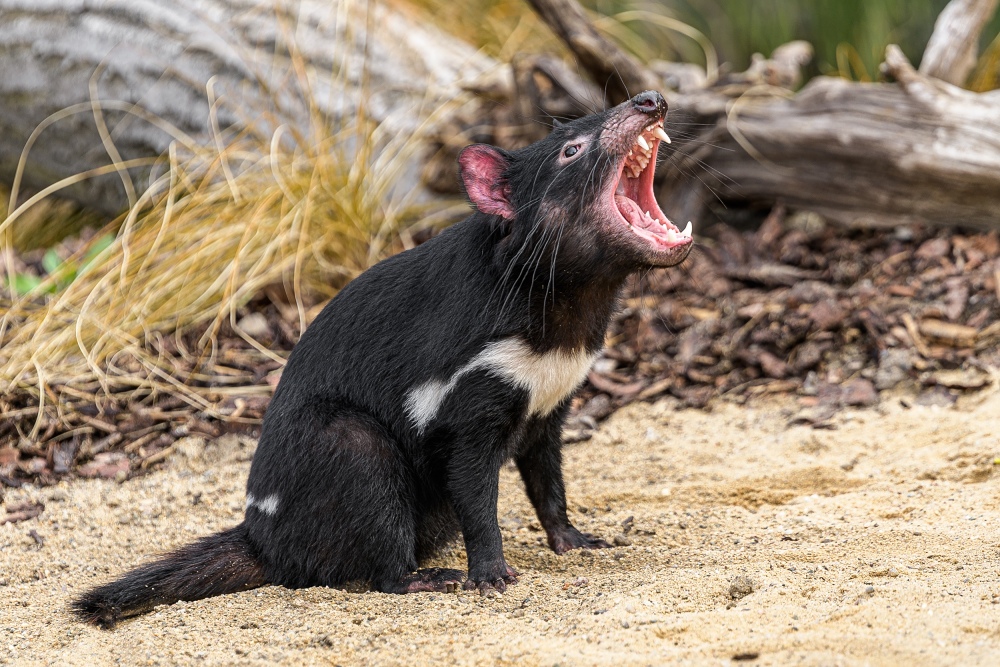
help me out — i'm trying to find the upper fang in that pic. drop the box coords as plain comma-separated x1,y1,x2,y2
636,135,649,151
654,127,671,144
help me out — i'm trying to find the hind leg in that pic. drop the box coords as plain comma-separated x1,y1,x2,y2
376,507,465,594
247,404,459,593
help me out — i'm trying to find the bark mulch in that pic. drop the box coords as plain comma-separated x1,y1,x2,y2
567,207,998,435
2,207,998,505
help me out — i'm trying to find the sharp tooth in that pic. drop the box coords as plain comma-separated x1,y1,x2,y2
654,127,671,144
636,135,649,151
681,221,693,237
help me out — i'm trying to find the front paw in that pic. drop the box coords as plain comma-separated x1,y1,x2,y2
463,562,519,594
548,527,612,555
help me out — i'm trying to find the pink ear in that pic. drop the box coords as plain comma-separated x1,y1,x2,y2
458,145,514,220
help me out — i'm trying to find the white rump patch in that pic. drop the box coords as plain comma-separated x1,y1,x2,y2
405,339,596,432
246,493,279,516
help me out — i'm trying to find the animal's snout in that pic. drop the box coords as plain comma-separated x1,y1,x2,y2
631,91,667,118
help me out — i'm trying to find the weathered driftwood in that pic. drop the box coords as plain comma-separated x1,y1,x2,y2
919,0,1000,85
0,0,494,216
659,46,1000,229
4,0,1000,231
524,0,659,103
452,0,1000,229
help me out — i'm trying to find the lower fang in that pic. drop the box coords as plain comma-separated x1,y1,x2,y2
681,221,693,237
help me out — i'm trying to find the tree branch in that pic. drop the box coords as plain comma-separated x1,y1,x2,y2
919,0,1000,85
525,0,660,103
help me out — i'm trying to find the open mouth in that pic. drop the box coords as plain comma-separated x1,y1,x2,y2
612,120,692,250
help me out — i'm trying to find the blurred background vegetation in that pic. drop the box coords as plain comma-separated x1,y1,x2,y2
409,0,1000,88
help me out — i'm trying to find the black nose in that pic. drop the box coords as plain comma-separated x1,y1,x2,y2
631,91,667,117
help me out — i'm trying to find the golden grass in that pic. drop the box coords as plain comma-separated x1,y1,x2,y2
970,31,1000,92
0,9,469,429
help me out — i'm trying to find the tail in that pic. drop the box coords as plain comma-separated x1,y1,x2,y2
72,522,268,628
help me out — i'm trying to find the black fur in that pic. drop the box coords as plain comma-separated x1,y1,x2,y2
73,91,691,626
71,524,266,628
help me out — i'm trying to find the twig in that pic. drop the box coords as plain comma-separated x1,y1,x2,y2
902,313,932,358
141,443,176,469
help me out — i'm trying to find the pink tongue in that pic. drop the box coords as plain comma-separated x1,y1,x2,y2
615,195,648,228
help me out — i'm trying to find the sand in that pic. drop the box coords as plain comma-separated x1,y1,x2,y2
2,387,1000,666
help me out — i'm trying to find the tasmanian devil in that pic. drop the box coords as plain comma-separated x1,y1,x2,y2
73,90,692,627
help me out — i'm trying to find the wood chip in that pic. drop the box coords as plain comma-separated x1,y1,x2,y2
918,319,977,347
587,372,645,398
902,313,932,358
1,501,44,524
923,369,992,390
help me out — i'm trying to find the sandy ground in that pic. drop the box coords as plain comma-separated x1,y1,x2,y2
2,387,1000,666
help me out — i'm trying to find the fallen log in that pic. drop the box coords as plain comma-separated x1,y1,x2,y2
920,0,1000,84
658,46,1000,229
429,0,1000,230
0,0,494,217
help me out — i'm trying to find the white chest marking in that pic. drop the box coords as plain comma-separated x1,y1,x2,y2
246,493,279,516
405,339,596,433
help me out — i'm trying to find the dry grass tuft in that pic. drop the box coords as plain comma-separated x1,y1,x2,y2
1,88,457,432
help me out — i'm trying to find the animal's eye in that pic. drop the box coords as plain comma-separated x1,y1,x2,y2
563,145,580,158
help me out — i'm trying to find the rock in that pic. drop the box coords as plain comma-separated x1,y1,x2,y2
808,299,848,331
801,371,821,395
237,312,271,339
728,575,755,600
613,533,632,547
791,340,829,373
875,349,912,390
839,379,878,407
